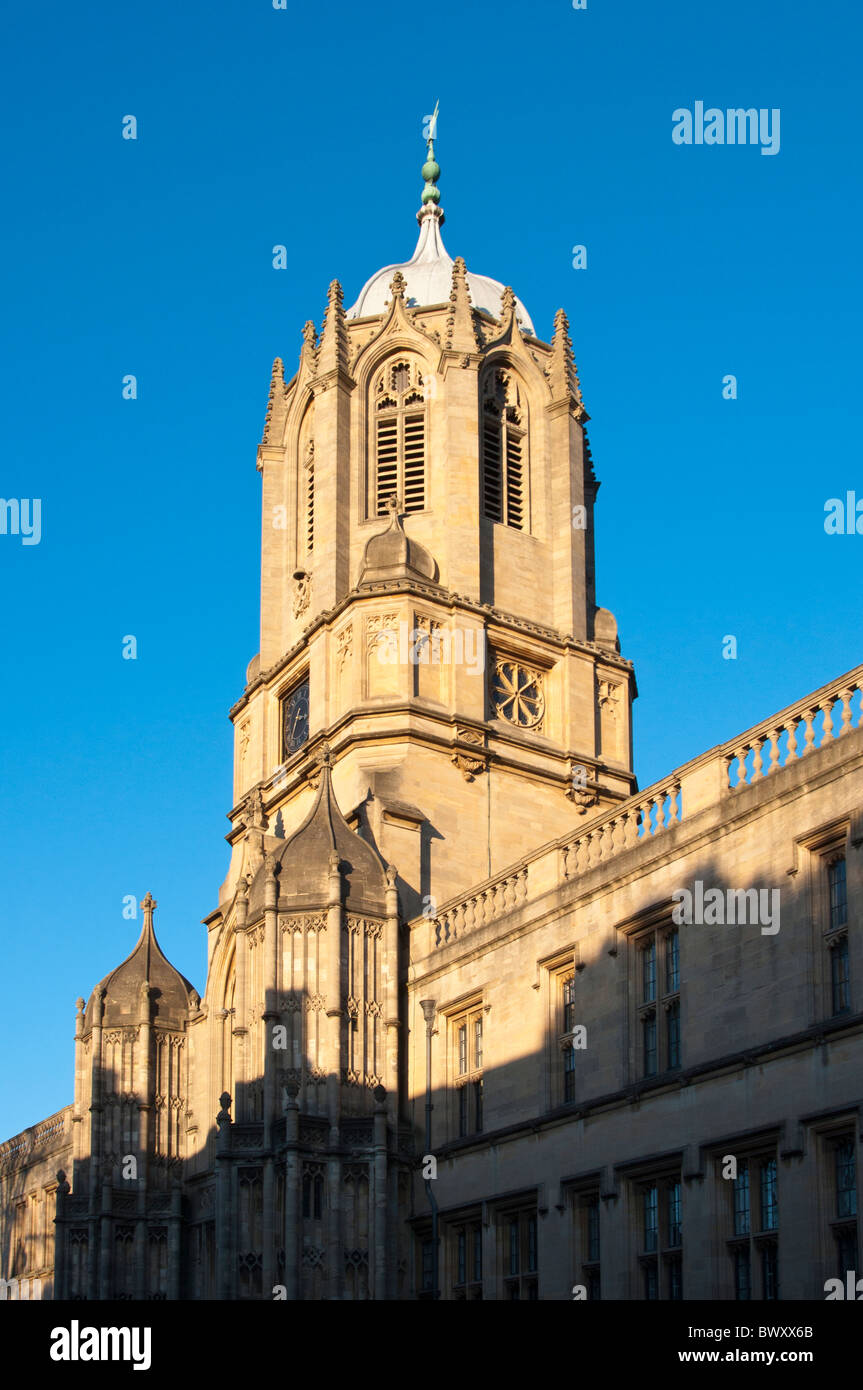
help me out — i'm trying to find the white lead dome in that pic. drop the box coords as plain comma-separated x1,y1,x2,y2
347,203,536,337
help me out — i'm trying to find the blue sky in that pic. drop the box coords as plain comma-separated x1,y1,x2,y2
1,0,860,1137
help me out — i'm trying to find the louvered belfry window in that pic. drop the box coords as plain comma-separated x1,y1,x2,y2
482,370,526,530
373,359,426,515
304,443,315,554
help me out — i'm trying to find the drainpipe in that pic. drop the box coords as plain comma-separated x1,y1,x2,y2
419,999,439,1300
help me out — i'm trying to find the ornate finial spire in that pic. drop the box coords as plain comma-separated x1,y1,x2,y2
446,256,478,351
420,101,443,221
550,307,586,414
262,357,286,445
300,320,318,375
140,891,157,923
318,279,349,375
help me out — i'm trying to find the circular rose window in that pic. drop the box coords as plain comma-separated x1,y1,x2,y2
492,661,544,728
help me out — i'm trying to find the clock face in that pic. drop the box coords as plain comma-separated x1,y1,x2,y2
492,661,544,729
283,681,310,757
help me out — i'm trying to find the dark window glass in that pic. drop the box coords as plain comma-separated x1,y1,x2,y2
832,937,850,1015
563,976,576,1034
760,1158,777,1231
667,1181,682,1247
733,1163,751,1237
666,929,680,993
667,999,681,1070
642,940,656,1003
734,1247,751,1301
837,1140,857,1219
643,1014,657,1077
829,858,847,931
643,1186,658,1253
563,1043,576,1102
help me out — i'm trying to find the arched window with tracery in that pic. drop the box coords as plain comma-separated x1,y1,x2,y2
482,369,527,530
371,358,426,516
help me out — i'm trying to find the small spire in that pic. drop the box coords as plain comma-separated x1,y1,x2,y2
446,256,478,351
138,892,157,982
550,308,586,412
420,101,444,222
300,320,318,375
262,357,286,445
318,278,349,375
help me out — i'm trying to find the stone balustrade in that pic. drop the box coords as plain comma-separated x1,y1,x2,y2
433,867,529,946
561,780,682,880
0,1107,71,1172
723,671,863,791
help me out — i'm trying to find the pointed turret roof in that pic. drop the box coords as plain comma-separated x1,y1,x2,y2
246,749,388,918
84,894,198,1031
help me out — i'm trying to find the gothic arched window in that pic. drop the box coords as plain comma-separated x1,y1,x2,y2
482,369,526,530
371,358,426,516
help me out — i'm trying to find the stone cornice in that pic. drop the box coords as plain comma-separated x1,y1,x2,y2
225,713,632,839
229,586,634,719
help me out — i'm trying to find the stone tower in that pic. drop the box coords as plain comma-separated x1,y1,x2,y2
224,128,637,927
